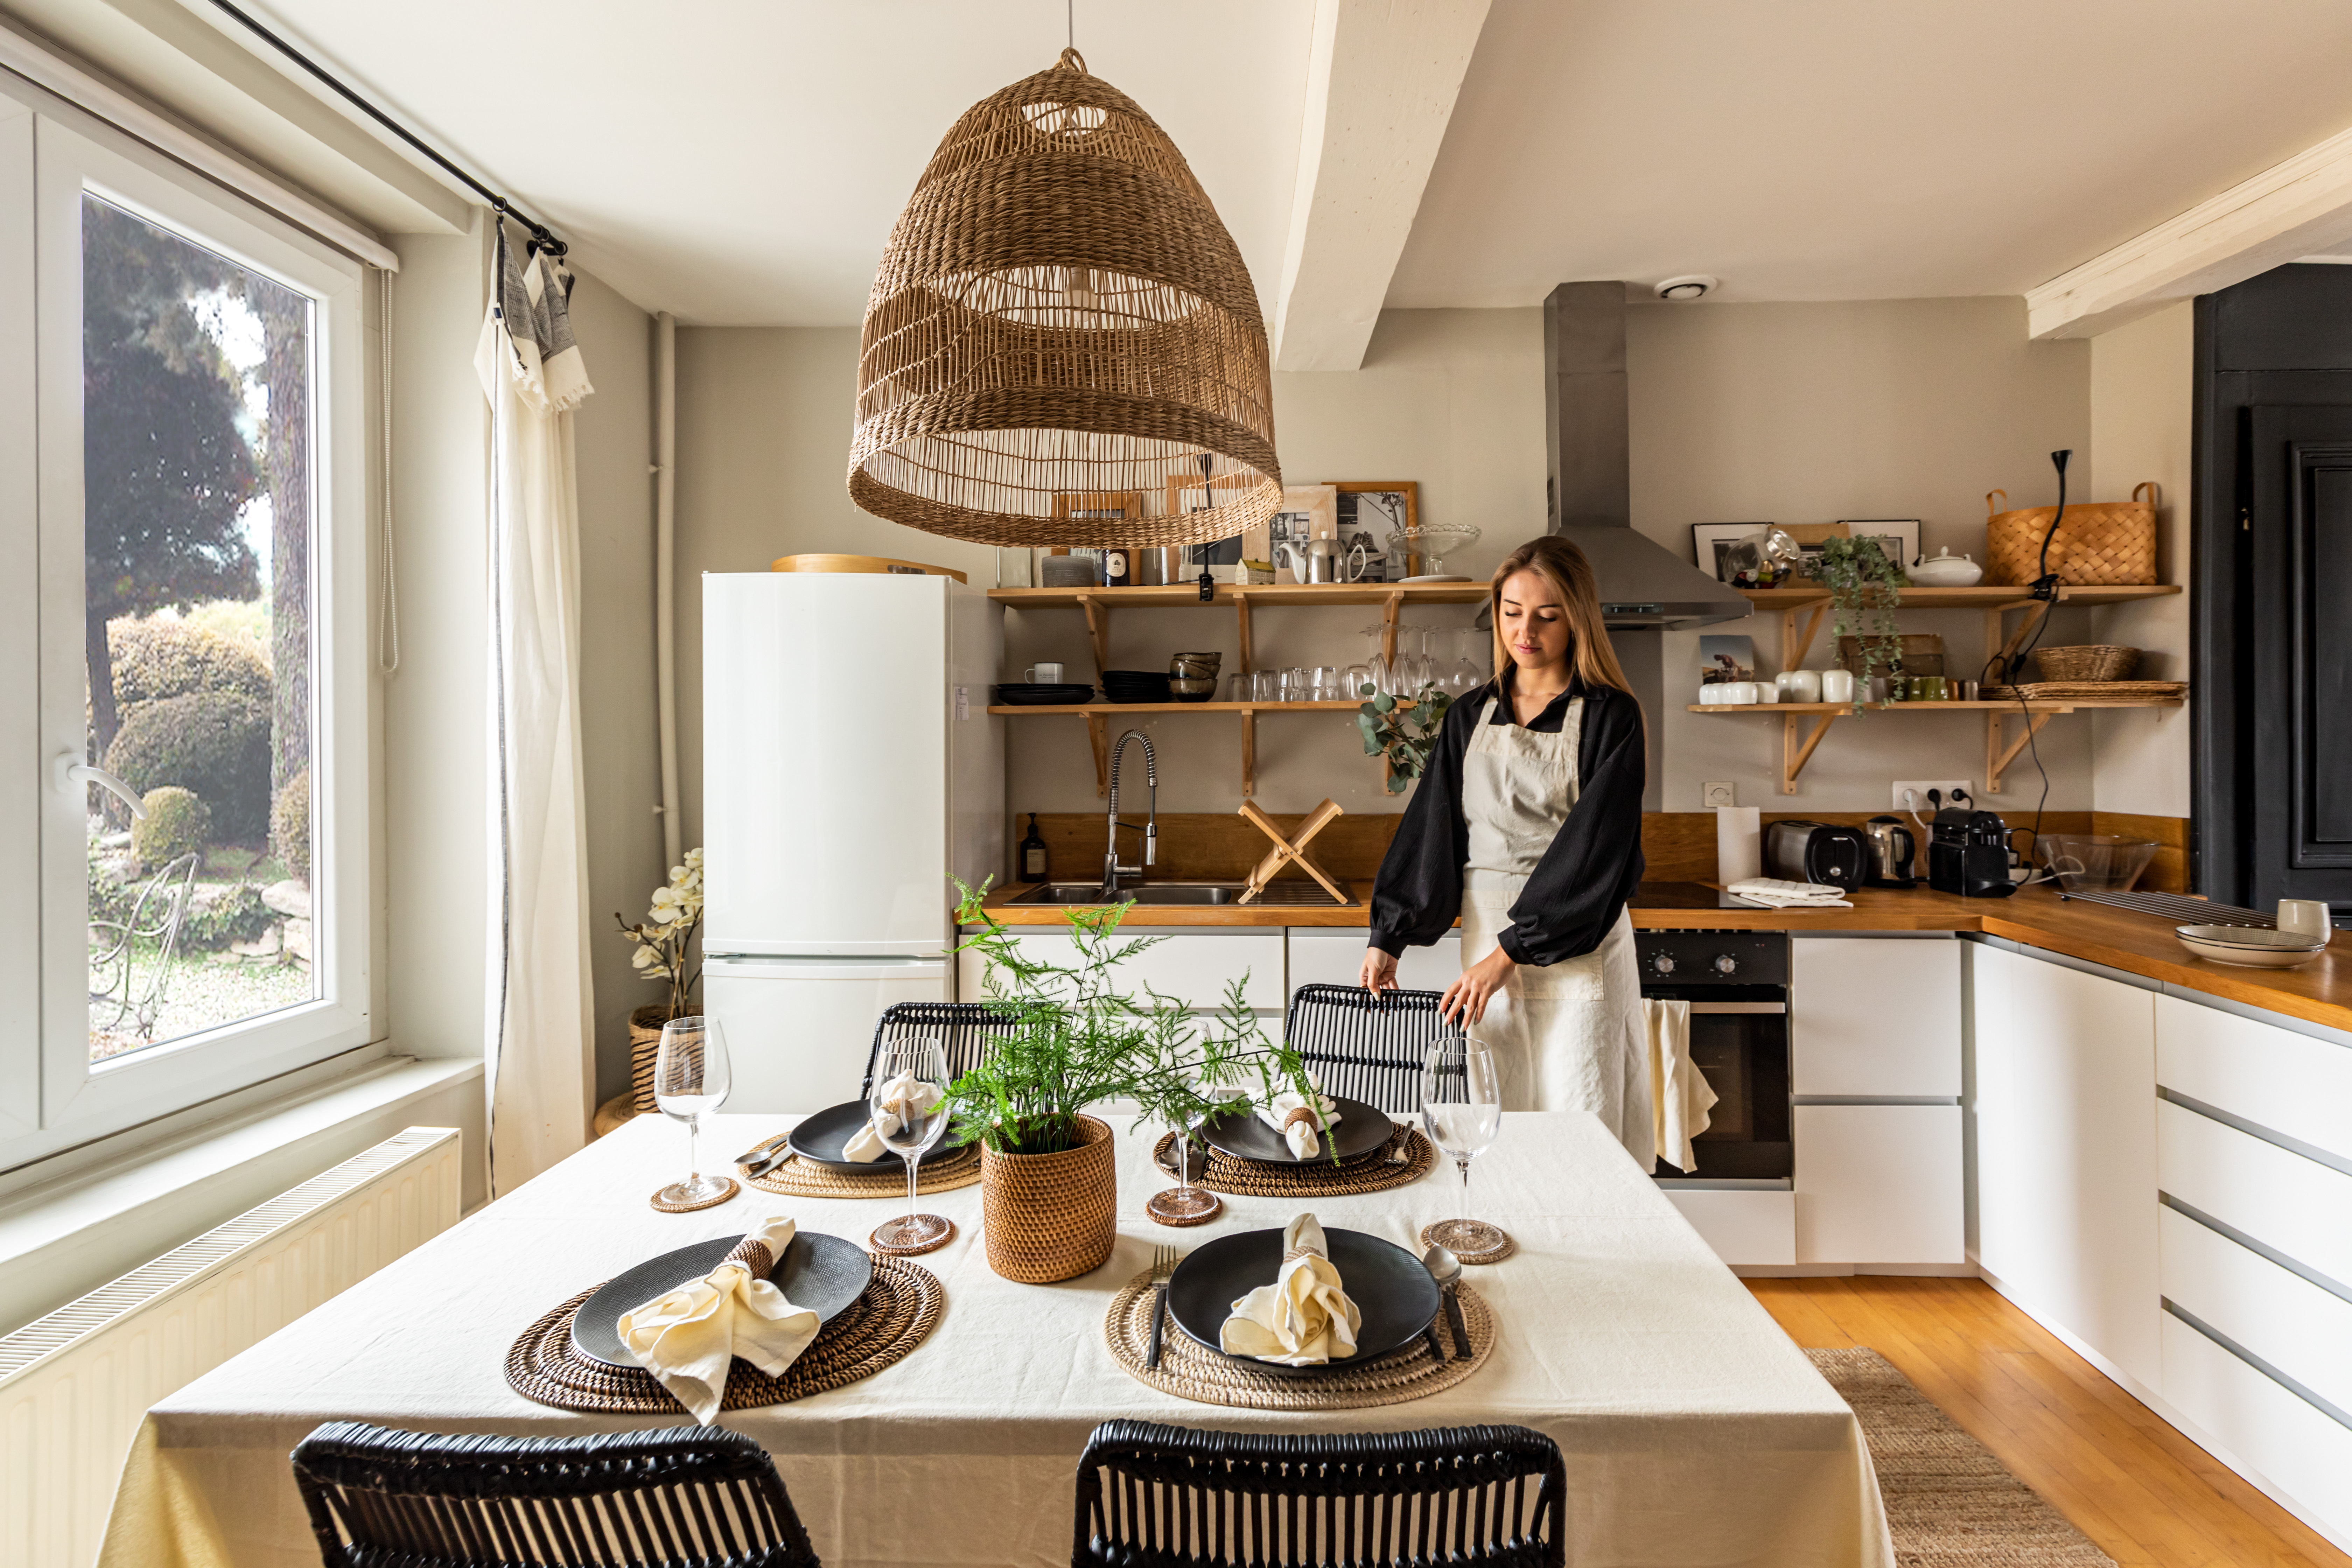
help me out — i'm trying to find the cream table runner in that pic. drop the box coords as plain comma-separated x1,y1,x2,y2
100,1112,1892,1568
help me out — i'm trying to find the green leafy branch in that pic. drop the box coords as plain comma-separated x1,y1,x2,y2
1357,686,1452,794
1814,537,1909,691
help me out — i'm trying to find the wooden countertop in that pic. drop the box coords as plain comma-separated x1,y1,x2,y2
974,880,2352,1036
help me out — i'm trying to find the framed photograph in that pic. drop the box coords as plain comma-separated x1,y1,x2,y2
1334,482,1416,580
1698,634,1756,685
1837,518,1921,572
1691,523,1775,583
1267,485,1337,582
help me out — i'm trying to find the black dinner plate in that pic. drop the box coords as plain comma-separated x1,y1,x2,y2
785,1099,920,1170
995,684,1096,706
1166,1226,1440,1374
571,1230,873,1368
1199,1094,1395,1167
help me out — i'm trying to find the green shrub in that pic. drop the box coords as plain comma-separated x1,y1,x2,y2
131,786,209,868
271,768,310,884
108,618,272,711
106,692,271,841
87,847,273,951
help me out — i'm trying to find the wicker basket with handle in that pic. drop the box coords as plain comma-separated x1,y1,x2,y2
979,1114,1118,1283
1984,482,2159,587
2031,645,2140,682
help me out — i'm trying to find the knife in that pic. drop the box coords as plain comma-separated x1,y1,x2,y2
1441,1284,1472,1359
732,1130,793,1175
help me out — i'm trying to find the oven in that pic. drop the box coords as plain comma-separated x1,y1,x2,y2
1636,930,1792,1184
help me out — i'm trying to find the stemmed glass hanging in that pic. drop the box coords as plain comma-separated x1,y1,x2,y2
1359,624,1392,698
1450,627,1485,695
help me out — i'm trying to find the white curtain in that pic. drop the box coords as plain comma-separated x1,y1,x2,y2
475,224,596,1196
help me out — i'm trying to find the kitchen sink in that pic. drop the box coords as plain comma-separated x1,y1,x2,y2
1004,880,1356,907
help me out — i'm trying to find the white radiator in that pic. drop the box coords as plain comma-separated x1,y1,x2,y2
0,1125,462,1568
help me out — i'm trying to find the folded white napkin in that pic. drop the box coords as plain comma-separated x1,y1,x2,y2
1727,876,1854,909
1256,1087,1339,1159
616,1215,819,1423
844,1071,945,1163
1219,1213,1363,1365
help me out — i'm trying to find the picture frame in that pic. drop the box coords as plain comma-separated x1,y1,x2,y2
1691,523,1775,583
1837,518,1922,572
1267,484,1337,582
1333,482,1416,580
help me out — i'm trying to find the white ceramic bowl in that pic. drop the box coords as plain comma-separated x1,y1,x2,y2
2176,924,2328,968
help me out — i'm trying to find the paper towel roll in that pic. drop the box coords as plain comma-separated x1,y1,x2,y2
1716,807,1762,885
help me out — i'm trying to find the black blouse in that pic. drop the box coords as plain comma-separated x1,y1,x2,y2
1368,674,1646,967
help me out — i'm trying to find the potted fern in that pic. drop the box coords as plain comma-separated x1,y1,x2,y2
613,849,703,1114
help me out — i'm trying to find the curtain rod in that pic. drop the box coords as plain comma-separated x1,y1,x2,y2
200,0,567,256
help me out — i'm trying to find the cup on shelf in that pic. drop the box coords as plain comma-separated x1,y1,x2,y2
1819,668,1856,704
1911,675,1950,702
1755,682,1778,704
2278,899,2334,939
1698,684,1722,705
1224,673,1250,703
1776,669,1822,704
1342,663,1373,700
1252,669,1281,702
1024,662,1064,684
1722,682,1759,705
1310,665,1340,701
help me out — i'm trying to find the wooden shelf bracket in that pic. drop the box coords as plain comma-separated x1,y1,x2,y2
1781,708,1845,794
1084,710,1109,798
1778,597,1832,674
1985,706,2063,794
1077,594,1112,681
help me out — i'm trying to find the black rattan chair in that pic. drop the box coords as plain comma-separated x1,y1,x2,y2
291,1422,820,1568
858,1001,1018,1098
1283,985,1467,1114
1073,1421,1566,1568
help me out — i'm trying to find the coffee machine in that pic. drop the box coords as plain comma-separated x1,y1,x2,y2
1862,816,1917,888
1928,805,2016,898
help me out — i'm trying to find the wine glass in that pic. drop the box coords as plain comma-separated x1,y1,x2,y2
1452,627,1485,693
1420,1035,1507,1258
1148,1072,1221,1226
654,1016,734,1208
868,1037,954,1254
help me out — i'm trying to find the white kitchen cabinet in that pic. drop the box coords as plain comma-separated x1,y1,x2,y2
1796,1104,1963,1265
1661,1189,1795,1267
1288,927,1462,993
957,927,1284,1014
2161,1205,2352,1419
2155,994,2352,1166
2162,1313,2352,1550
2158,1097,2352,1292
1969,944,2160,1387
1792,937,1961,1098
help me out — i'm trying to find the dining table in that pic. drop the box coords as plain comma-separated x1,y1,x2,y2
101,1109,1895,1568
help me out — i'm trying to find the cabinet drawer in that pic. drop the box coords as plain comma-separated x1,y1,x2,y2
2162,1313,2352,1545
1662,1189,1795,1267
2161,1206,2352,1419
1794,1104,1964,1265
1792,937,1960,1098
1289,929,1461,993
2158,1099,2352,1290
958,929,1284,1012
2156,995,2352,1166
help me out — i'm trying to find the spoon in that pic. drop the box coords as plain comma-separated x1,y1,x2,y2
1421,1242,1472,1358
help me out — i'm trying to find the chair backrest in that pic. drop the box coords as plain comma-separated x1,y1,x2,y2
860,1001,1015,1097
1283,985,1466,1114
1073,1421,1565,1568
291,1422,820,1568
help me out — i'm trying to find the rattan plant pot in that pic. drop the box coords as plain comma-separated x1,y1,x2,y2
979,1114,1118,1283
628,1005,682,1115
1984,482,2159,586
2031,644,2140,683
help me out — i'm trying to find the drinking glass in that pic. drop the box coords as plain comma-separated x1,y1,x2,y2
1253,668,1281,702
1281,667,1308,702
1310,665,1340,702
868,1036,954,1253
1224,673,1250,703
1420,1035,1507,1257
654,1016,733,1208
1342,663,1374,700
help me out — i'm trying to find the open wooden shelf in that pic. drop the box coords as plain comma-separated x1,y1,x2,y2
1687,695,2185,794
989,582,1488,608
988,700,1360,715
1736,584,2180,610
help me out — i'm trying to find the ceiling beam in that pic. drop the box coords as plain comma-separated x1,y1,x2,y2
2027,122,2352,339
1272,0,1489,372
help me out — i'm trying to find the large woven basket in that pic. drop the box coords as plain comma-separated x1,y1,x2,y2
980,1114,1117,1283
628,1005,681,1114
1985,482,2159,586
2031,644,2140,682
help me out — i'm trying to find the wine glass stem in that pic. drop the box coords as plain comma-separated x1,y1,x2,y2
1176,1126,1190,1195
688,1116,702,1184
906,1149,920,1223
1458,1155,1471,1199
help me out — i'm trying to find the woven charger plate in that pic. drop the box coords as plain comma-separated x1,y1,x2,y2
505,1256,944,1414
1103,1266,1492,1410
1152,1127,1434,1198
741,1141,981,1200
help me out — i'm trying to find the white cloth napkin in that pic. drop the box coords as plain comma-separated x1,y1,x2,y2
845,1071,945,1163
1726,876,1853,909
616,1215,820,1423
1643,998,1718,1174
1219,1213,1363,1365
1256,1088,1340,1159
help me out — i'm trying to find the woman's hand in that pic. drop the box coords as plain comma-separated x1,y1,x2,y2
1359,947,1399,995
1441,946,1516,1026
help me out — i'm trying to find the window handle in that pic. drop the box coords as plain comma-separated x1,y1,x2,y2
56,754,146,820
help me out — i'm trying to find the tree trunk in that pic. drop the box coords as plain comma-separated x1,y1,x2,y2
260,292,309,799
87,609,119,765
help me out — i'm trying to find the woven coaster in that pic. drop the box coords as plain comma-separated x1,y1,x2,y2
505,1256,944,1414
741,1142,981,1200
650,1176,738,1213
1419,1222,1516,1265
1151,1127,1434,1198
1103,1267,1492,1410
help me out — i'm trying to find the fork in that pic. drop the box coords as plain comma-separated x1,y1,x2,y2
1146,1244,1178,1370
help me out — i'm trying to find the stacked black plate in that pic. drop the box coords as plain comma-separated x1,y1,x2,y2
994,682,1095,706
1102,670,1173,704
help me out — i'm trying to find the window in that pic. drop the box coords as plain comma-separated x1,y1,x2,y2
1,84,371,1169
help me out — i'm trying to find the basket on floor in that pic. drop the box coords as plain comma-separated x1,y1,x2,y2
1984,483,2158,586
2031,645,2139,683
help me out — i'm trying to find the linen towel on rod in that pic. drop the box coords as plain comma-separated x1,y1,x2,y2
1643,998,1716,1173
477,222,596,1196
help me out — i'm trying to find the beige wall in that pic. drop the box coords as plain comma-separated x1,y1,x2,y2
2087,302,2193,819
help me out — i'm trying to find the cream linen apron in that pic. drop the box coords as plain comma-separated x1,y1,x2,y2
1456,695,1655,1166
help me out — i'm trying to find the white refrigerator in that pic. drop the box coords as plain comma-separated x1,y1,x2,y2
701,571,1003,1111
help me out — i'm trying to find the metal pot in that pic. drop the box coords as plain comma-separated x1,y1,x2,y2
1275,536,1372,583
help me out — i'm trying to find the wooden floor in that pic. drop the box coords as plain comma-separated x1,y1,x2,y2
1748,1276,2351,1568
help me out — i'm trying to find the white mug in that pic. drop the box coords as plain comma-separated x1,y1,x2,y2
1755,682,1778,704
2277,899,2333,939
1699,684,1722,705
1776,669,1822,704
1025,662,1063,684
1723,682,1759,705
1819,668,1856,704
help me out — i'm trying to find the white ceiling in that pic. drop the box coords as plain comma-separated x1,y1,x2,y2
173,0,2352,324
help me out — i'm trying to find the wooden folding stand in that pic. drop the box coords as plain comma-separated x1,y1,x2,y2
1236,799,1350,904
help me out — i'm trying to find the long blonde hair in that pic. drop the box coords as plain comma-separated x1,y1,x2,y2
1489,535,1638,701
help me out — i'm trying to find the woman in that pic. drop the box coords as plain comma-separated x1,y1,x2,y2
1359,535,1653,1166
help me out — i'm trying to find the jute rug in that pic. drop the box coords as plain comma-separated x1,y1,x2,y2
1808,1349,2115,1567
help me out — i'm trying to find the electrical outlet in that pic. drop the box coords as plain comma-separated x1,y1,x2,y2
1702,781,1737,808
1893,779,1973,813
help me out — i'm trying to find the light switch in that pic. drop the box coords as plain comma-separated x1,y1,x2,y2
1702,781,1737,808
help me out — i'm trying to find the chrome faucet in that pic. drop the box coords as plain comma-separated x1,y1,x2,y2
1103,729,1157,899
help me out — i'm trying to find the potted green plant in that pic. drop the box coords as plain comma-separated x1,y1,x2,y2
948,880,1310,1282
614,849,703,1115
1814,537,1908,697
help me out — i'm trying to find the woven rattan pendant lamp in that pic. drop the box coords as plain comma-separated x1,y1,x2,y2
848,48,1281,549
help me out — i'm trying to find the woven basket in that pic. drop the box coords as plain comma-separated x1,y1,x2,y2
1985,483,2159,586
980,1114,1117,1283
2031,644,2140,683
627,1005,681,1115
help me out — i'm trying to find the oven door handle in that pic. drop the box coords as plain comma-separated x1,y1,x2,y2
1683,1001,1787,1014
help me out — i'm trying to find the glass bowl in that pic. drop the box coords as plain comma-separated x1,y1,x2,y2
2041,834,2157,893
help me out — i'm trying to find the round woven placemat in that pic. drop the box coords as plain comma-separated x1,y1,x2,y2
1151,1127,1434,1198
741,1142,981,1200
1102,1266,1492,1410
650,1176,738,1213
505,1256,944,1414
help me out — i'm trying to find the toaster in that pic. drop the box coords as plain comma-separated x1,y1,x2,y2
1928,807,2016,898
1761,820,1869,892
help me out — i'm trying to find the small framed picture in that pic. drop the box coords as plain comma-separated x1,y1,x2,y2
1838,519,1922,572
1691,523,1776,583
1334,482,1417,579
1698,634,1756,685
1267,485,1338,582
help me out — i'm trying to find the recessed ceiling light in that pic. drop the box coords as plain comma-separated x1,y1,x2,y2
1655,275,1717,301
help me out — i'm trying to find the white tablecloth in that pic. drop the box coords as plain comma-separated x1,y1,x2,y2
102,1112,1892,1568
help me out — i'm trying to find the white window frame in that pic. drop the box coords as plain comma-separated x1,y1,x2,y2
1,78,372,1170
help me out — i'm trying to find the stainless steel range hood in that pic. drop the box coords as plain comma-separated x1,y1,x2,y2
1545,282,1751,629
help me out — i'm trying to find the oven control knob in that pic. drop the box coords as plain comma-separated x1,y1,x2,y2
1651,952,1676,976
1712,953,1739,975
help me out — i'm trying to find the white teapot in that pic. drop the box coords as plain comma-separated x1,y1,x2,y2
1908,546,1983,587
1276,536,1372,584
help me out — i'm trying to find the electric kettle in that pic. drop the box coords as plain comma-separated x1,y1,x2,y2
1863,815,1917,888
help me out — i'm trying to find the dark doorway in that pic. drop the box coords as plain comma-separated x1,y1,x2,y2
2194,265,2352,916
